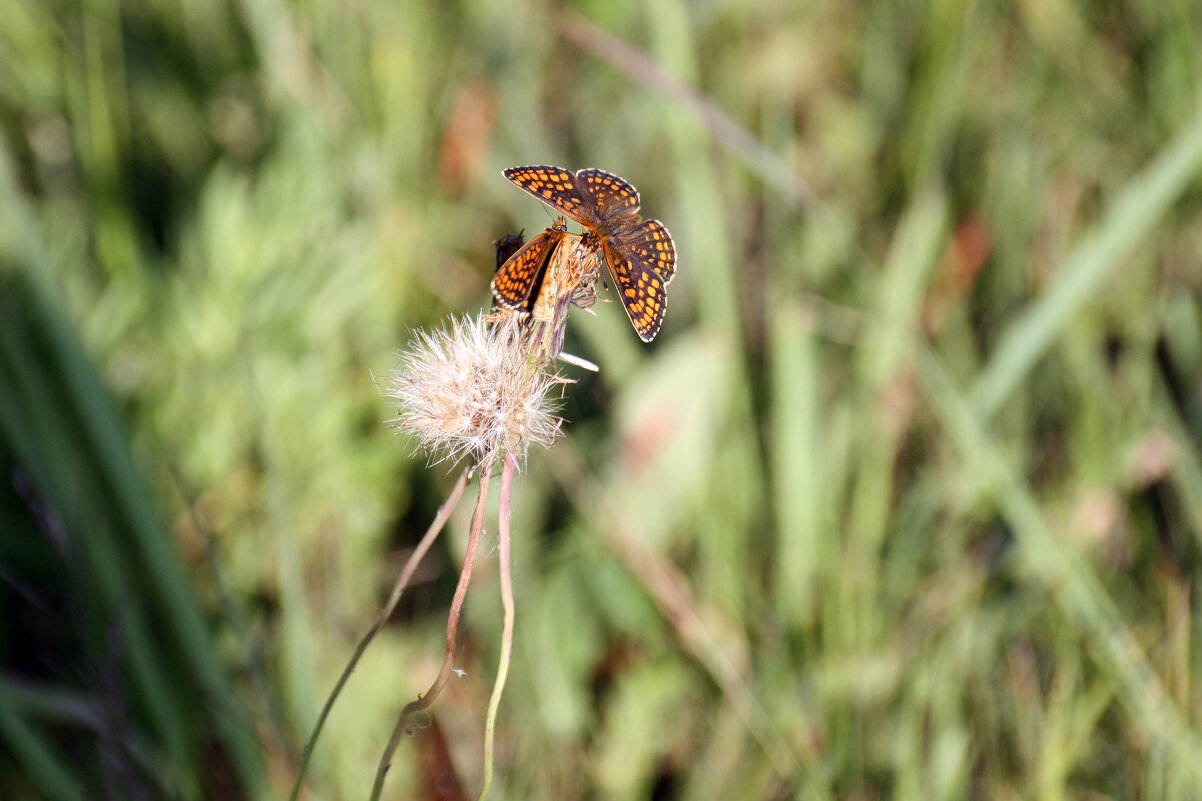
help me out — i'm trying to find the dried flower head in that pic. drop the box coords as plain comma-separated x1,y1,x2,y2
385,314,564,467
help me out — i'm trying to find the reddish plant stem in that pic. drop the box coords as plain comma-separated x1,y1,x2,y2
370,466,493,801
478,453,517,799
290,465,470,801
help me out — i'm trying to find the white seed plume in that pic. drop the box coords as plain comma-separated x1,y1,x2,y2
386,315,564,467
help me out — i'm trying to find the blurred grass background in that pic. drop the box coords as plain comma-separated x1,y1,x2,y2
2,0,1202,799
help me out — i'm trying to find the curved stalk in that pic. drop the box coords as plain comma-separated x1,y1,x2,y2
289,466,470,801
478,453,517,799
369,466,492,801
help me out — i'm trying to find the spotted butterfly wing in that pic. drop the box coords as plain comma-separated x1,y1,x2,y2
503,164,678,341
502,166,592,228
576,168,640,222
491,224,568,312
615,219,676,283
600,239,670,342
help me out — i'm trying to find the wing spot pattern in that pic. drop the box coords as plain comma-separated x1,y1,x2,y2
504,165,676,341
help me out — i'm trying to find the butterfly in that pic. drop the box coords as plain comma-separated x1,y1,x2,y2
491,217,601,360
502,166,676,341
491,218,571,315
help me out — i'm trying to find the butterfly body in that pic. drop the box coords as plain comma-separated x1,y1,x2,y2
530,231,600,325
503,166,676,341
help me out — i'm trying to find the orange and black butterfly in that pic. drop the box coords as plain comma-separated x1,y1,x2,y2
491,218,571,315
502,166,676,342
491,217,601,360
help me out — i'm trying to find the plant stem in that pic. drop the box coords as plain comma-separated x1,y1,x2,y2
289,465,471,801
478,453,517,800
369,465,493,801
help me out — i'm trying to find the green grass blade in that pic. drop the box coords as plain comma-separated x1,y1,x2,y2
971,107,1202,419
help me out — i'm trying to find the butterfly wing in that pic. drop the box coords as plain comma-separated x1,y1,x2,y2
503,166,592,227
492,229,564,312
601,239,670,342
616,219,676,283
576,168,640,221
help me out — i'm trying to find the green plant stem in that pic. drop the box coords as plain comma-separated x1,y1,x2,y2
370,465,492,801
290,465,471,801
478,453,517,800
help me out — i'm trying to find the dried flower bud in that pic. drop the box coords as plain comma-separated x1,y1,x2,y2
385,315,564,468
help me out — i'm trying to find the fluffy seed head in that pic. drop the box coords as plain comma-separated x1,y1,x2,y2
385,315,564,468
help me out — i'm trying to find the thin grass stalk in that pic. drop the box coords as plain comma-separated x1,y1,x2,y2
369,466,493,801
290,466,471,801
477,453,517,800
